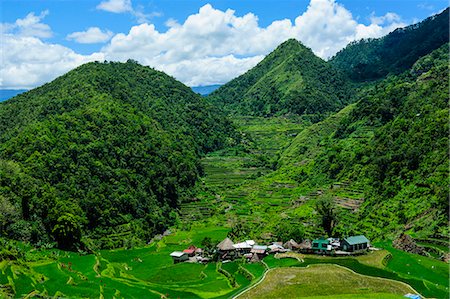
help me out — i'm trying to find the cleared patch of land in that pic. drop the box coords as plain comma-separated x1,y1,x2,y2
238,264,416,299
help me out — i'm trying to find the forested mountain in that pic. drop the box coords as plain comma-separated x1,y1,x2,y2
279,44,449,239
330,8,449,82
0,60,237,249
207,39,353,120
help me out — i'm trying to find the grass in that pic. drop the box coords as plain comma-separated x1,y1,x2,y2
1,226,266,299
238,264,416,299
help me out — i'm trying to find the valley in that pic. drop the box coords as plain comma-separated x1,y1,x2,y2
2,114,448,298
1,7,449,299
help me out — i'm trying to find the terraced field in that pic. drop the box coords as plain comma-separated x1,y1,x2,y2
0,227,266,299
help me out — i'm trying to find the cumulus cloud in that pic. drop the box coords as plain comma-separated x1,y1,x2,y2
101,1,406,85
1,10,52,38
67,27,113,44
96,0,132,13
1,35,104,89
2,1,408,89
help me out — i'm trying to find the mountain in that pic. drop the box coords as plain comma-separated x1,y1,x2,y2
0,89,28,102
278,44,449,239
191,84,222,95
0,60,237,250
330,8,449,82
207,39,353,120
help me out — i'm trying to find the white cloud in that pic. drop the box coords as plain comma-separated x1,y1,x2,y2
96,0,160,24
67,27,113,44
96,0,132,13
1,35,104,89
101,1,407,85
1,10,52,38
2,1,408,89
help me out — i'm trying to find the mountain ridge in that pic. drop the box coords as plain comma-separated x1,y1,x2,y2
207,39,353,120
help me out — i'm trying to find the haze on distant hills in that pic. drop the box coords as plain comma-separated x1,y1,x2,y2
0,89,28,102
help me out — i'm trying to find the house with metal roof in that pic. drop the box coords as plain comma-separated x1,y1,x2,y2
170,251,189,263
341,235,370,252
233,241,252,252
312,238,332,252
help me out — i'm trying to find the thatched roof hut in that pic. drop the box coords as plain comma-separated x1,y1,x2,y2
250,253,260,263
283,239,299,250
297,239,312,249
217,237,235,251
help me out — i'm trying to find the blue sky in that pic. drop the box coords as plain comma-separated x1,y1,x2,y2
1,0,448,89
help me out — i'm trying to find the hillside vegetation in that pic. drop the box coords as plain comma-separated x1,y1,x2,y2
330,8,449,81
0,60,237,250
278,44,449,239
207,39,353,120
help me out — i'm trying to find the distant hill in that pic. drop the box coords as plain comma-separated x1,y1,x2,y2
279,44,449,239
330,8,449,81
191,84,222,95
0,89,28,102
207,39,353,120
0,60,237,249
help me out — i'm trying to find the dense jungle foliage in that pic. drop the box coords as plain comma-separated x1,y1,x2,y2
207,39,353,121
0,60,237,250
280,44,449,239
330,8,449,82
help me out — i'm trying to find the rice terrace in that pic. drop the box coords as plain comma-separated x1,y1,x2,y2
1,0,449,298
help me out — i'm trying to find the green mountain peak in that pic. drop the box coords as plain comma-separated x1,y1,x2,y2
207,38,352,120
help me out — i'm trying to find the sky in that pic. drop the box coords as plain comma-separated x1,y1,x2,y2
1,0,448,89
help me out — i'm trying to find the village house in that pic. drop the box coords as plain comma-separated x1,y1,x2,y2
183,245,197,257
232,240,254,253
217,237,236,260
251,245,268,260
341,235,370,252
312,237,331,253
170,251,189,263
268,242,287,253
283,239,300,250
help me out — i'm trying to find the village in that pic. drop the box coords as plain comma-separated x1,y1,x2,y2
170,235,371,263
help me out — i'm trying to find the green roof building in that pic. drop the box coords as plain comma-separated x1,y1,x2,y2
342,235,370,252
311,238,331,252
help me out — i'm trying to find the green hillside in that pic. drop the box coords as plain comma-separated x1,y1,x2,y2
0,60,237,250
278,44,449,239
207,39,353,120
330,8,449,82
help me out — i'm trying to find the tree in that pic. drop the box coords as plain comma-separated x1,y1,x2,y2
52,213,83,250
315,195,339,237
275,221,305,242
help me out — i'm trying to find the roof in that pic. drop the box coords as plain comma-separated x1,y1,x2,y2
183,249,195,254
283,239,299,249
344,235,370,245
170,251,187,258
268,244,284,250
297,239,312,249
217,237,235,250
251,249,266,254
233,241,252,249
246,240,255,246
252,245,268,250
312,238,330,244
